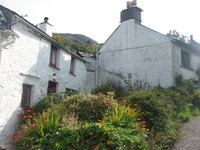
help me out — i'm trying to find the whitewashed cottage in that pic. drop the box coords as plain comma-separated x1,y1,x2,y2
1,1,200,145
97,2,200,88
0,5,95,144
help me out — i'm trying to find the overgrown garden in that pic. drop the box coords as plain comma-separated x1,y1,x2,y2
8,74,200,149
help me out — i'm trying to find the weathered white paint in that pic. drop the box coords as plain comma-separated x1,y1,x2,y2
0,21,88,144
98,19,173,88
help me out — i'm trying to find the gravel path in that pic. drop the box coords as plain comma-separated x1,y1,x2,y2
173,116,200,150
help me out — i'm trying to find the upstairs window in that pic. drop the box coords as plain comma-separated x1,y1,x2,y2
181,50,191,69
21,84,32,108
49,45,58,68
70,56,76,75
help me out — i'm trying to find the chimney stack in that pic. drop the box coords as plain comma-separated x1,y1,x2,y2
39,17,53,36
44,17,48,23
120,1,142,24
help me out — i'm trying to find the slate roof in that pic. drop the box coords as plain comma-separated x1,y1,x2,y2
173,39,200,54
0,5,17,29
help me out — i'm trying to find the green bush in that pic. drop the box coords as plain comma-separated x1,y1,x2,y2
13,93,149,149
128,88,192,149
92,80,128,98
192,89,200,107
178,104,192,122
34,93,67,113
63,92,115,122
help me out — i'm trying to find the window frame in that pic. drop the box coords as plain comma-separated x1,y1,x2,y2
70,56,76,75
47,81,57,94
21,84,32,108
49,45,58,68
181,50,191,69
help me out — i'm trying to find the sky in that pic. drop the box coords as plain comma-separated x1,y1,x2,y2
0,0,200,43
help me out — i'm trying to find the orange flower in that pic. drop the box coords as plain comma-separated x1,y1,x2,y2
122,100,126,103
26,110,32,112
134,104,138,106
107,141,111,145
80,125,85,128
33,118,38,121
145,129,150,132
98,120,105,124
44,119,48,121
141,121,146,124
107,132,112,135
137,118,141,120
135,123,139,126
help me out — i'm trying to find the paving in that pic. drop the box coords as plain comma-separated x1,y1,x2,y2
173,116,200,150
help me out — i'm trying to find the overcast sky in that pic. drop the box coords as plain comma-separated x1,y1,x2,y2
0,0,200,43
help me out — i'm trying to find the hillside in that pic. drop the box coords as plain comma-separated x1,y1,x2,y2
53,33,100,54
58,33,98,44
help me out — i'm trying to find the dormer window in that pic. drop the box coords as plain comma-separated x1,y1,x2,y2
49,45,59,68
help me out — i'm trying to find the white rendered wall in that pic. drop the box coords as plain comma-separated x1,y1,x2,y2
0,22,88,144
172,44,200,82
98,19,173,88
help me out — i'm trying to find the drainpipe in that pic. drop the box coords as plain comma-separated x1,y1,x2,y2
95,52,101,87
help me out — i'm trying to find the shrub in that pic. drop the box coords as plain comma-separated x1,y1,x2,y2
178,104,192,122
92,80,128,98
128,88,192,149
63,92,116,122
34,93,67,113
192,89,200,107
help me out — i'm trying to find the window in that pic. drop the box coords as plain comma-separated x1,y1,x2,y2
181,50,191,69
21,84,32,108
70,56,76,75
49,45,58,67
47,81,57,94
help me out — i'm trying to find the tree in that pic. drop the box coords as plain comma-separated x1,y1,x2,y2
166,30,188,43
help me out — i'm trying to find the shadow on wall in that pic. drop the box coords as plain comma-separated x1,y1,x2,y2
0,38,51,144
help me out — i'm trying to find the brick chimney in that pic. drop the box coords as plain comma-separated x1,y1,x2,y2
39,17,53,36
120,2,142,24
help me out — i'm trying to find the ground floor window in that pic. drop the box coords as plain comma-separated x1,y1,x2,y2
47,81,57,94
21,84,32,108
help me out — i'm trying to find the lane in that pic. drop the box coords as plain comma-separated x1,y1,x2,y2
173,116,200,150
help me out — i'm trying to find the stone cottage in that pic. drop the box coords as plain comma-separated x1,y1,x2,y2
97,3,200,88
0,5,95,144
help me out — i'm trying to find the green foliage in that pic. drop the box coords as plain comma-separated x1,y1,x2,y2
52,33,99,54
166,30,188,43
63,92,115,122
128,88,192,149
33,93,67,113
92,80,128,98
178,104,192,122
192,89,200,107
11,87,200,150
175,73,197,93
13,93,149,150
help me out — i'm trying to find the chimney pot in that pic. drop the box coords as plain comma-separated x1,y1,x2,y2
44,17,48,23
